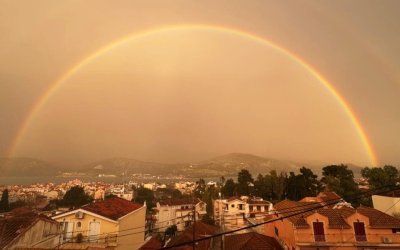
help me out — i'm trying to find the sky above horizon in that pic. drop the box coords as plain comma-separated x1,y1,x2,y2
0,1,399,167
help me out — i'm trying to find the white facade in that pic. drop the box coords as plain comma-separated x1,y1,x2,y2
153,199,207,232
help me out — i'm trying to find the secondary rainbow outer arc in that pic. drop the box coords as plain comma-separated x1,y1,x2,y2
8,24,379,166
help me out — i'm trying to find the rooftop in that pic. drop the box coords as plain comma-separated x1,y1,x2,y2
225,232,283,250
81,197,143,220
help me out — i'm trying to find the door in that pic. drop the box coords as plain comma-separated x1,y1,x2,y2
61,222,73,242
89,221,101,242
354,222,367,241
313,221,325,242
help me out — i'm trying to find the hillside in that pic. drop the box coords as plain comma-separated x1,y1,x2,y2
0,157,60,176
1,154,365,178
78,157,177,175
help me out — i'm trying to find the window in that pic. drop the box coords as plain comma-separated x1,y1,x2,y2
76,222,82,228
392,228,400,234
354,222,367,241
313,222,325,242
231,204,235,208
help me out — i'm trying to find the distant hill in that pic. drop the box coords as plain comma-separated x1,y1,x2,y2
1,154,365,178
78,157,178,175
182,153,303,177
0,157,60,176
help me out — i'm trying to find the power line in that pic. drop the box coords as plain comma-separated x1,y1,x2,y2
160,186,400,249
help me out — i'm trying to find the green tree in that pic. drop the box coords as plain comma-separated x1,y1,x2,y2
0,189,10,212
237,169,254,195
194,179,206,198
221,178,236,197
133,187,155,210
62,186,92,208
254,174,269,199
361,165,399,190
321,164,359,203
286,167,321,200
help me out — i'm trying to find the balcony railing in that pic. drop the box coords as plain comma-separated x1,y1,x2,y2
314,234,326,242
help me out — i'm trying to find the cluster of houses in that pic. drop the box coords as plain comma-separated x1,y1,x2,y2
3,186,400,249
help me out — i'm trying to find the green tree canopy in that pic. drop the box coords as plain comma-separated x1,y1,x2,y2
0,189,10,212
321,164,359,203
361,165,399,190
221,178,236,197
62,186,92,208
134,187,155,210
237,169,254,195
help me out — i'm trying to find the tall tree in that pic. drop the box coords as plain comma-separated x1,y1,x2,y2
286,167,321,200
61,186,92,208
237,169,254,195
221,178,236,197
134,187,155,210
194,179,206,198
0,189,10,212
321,164,359,202
362,165,399,190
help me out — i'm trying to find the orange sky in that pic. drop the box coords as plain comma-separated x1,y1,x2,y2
0,1,399,167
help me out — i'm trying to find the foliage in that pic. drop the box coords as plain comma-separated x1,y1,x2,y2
361,165,399,190
194,178,206,198
133,187,155,210
321,164,359,204
0,189,10,212
61,186,92,208
221,178,236,197
237,169,254,195
285,167,322,200
164,224,178,238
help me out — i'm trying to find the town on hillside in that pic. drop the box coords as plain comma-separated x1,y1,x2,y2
1,165,400,250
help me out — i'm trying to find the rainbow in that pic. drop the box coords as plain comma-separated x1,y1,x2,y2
8,24,379,166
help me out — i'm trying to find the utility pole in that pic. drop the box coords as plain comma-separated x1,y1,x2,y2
192,202,196,250
219,192,224,250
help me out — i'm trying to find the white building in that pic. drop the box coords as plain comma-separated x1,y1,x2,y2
214,196,273,230
153,198,207,232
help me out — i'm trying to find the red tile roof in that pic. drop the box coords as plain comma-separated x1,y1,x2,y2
225,232,283,250
166,221,218,250
139,236,162,250
81,197,143,220
0,213,57,249
274,199,400,229
356,207,400,228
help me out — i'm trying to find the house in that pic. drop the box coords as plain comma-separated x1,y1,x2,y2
52,197,146,250
0,208,60,249
265,198,400,250
214,196,272,230
372,190,400,217
153,198,207,232
165,221,218,250
224,232,283,250
214,197,246,230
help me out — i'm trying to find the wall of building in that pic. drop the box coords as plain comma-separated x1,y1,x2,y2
53,211,119,244
372,195,400,217
117,206,146,250
7,219,59,249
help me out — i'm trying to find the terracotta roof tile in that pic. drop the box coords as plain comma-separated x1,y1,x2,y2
82,197,143,220
357,207,400,228
0,213,57,249
225,232,283,250
166,222,218,249
139,236,162,250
